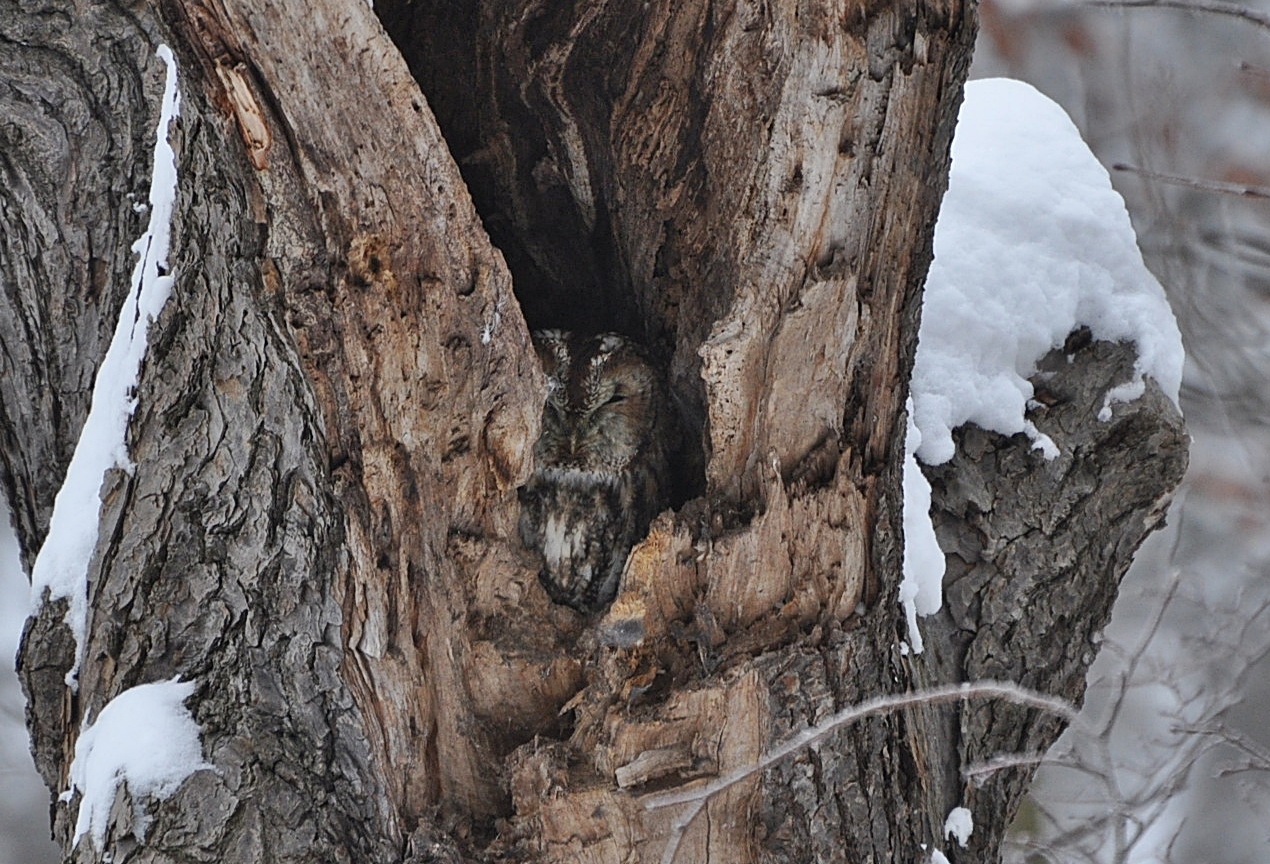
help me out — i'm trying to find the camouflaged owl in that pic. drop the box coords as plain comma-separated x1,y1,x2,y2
518,331,671,613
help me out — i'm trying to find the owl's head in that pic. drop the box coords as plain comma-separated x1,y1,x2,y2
532,330,662,477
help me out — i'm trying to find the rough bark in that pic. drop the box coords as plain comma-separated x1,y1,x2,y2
6,0,539,856
0,1,1187,864
907,335,1188,861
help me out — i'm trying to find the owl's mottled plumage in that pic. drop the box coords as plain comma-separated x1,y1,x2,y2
519,330,670,613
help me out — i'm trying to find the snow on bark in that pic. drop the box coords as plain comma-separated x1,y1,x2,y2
27,45,181,688
910,77,1184,467
943,805,973,847
902,76,1187,648
901,408,944,654
64,678,208,849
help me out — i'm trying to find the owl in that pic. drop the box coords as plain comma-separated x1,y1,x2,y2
519,330,671,613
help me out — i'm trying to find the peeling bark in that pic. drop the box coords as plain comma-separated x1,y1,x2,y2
0,0,1187,863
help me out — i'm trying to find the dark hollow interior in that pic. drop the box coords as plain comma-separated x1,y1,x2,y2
378,0,634,335
377,0,706,506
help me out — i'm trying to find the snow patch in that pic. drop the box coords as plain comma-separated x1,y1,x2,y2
911,77,1184,467
930,850,951,864
944,806,974,847
66,678,209,849
1099,377,1147,421
28,45,182,688
900,406,944,654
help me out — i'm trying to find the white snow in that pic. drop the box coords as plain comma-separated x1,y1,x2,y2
1099,377,1146,422
944,806,974,847
65,678,208,849
911,77,1184,467
28,45,182,688
899,407,945,654
929,850,951,864
901,77,1185,647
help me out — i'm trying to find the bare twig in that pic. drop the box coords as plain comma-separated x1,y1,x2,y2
1113,163,1270,200
1177,721,1270,775
1239,60,1270,81
1087,0,1270,30
645,680,1079,864
963,752,1053,786
1002,834,1080,864
1103,571,1183,736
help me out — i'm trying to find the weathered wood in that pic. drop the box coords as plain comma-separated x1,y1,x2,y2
378,1,984,860
4,1,410,858
379,0,975,506
919,337,1188,862
0,2,154,575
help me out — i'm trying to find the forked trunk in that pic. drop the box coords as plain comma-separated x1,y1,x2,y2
0,1,1186,862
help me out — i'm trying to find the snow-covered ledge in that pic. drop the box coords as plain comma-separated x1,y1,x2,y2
902,78,1185,653
28,44,182,689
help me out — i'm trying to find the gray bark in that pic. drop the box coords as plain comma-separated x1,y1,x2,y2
0,0,1187,863
905,336,1187,862
5,4,401,860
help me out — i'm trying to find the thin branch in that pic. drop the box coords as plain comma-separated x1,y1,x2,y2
644,681,1078,812
1113,163,1270,200
1239,60,1270,81
644,680,1079,864
1087,0,1270,30
963,752,1052,785
1002,835,1081,864
1105,571,1183,735
1178,721,1270,774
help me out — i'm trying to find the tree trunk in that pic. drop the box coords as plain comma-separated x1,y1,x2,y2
0,1,1186,863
